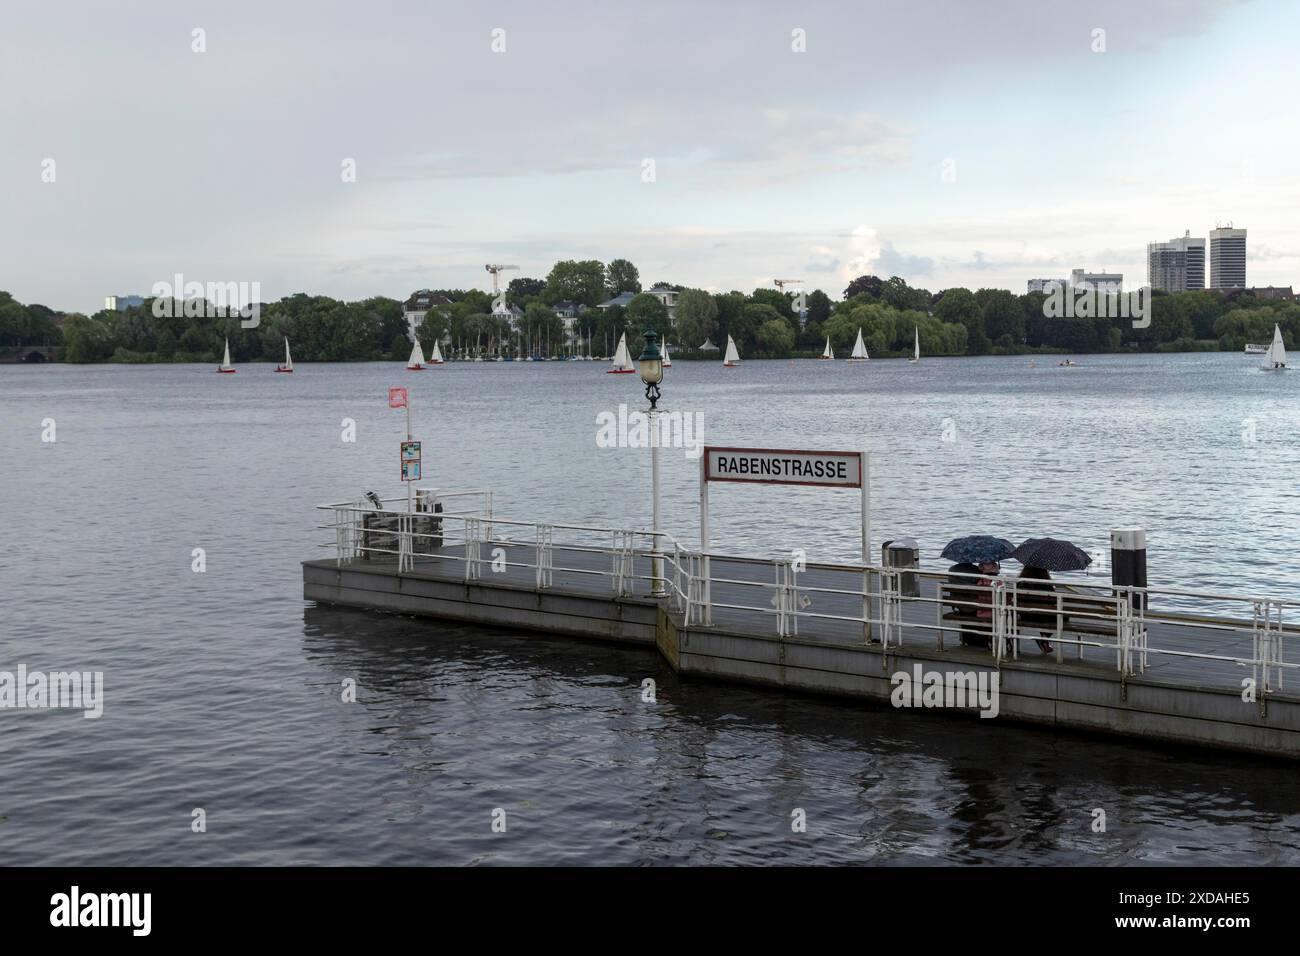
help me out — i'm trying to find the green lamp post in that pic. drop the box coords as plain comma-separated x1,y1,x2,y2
637,329,665,594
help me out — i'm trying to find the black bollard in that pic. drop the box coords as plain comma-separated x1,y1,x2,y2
1110,528,1147,612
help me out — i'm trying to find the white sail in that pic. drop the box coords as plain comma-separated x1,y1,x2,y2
848,328,869,360
723,335,740,366
821,336,833,359
407,337,425,369
1264,324,1288,369
284,337,293,370
912,326,920,362
220,338,233,369
430,339,444,363
610,333,634,371
662,342,671,367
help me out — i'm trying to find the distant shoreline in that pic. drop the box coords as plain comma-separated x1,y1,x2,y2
0,342,1241,366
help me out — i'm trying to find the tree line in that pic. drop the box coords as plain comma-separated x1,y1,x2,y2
4,264,1297,363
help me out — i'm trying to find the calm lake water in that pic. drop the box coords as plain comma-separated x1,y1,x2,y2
3,353,1300,865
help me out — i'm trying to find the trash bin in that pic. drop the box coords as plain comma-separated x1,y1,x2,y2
414,489,444,554
361,511,400,561
881,537,920,597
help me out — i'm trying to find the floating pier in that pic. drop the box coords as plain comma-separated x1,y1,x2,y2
304,491,1300,761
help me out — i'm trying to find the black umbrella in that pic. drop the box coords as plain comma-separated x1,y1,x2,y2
940,535,1015,565
1010,537,1092,572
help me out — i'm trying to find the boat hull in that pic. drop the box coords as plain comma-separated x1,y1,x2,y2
216,369,236,374
275,367,292,373
606,369,636,374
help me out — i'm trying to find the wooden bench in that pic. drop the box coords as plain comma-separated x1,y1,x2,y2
938,583,1118,662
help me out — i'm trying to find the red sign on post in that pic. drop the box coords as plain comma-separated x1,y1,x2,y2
388,387,408,408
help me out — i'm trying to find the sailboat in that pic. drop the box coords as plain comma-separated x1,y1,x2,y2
275,337,293,373
1261,324,1288,370
406,337,426,371
723,335,741,368
847,328,869,362
607,332,636,373
429,339,444,365
216,338,236,373
909,327,920,363
820,336,833,360
662,342,672,368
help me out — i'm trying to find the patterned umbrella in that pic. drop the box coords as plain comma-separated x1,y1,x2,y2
940,535,1015,565
1010,537,1092,572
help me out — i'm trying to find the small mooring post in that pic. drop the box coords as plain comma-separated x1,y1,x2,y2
1111,527,1148,611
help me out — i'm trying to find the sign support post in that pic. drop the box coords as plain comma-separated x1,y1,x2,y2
699,453,711,624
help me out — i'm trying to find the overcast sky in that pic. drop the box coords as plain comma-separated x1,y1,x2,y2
3,0,1296,312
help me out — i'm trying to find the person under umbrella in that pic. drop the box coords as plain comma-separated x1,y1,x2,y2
1008,538,1093,655
940,535,1015,566
940,536,1014,648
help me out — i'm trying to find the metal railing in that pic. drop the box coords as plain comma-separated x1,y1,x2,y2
315,494,1300,699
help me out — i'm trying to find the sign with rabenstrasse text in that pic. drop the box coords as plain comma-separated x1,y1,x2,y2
703,447,863,488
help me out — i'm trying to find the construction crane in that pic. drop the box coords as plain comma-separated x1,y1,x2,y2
485,264,520,295
773,278,803,291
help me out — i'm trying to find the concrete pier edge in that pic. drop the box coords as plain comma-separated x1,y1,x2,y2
303,559,1300,760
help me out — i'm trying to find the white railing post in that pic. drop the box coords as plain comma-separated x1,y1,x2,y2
789,563,804,637
1254,600,1284,696
535,524,553,589
879,568,902,650
397,513,412,573
772,564,786,638
992,580,1011,663
770,563,803,639
673,543,683,613
334,507,348,565
684,555,697,625
1114,590,1148,677
611,530,634,597
464,517,482,581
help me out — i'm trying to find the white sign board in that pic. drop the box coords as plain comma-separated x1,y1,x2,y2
704,446,863,488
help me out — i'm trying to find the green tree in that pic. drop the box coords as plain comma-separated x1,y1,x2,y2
507,277,545,301
61,314,113,362
417,309,450,349
749,288,795,328
713,292,746,346
980,290,1024,349
844,275,884,300
805,289,832,326
935,288,988,353
543,260,607,307
674,288,717,349
624,293,671,342
605,259,641,297
756,318,796,357
730,304,780,355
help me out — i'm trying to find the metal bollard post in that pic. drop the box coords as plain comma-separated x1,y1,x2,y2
1111,528,1147,612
